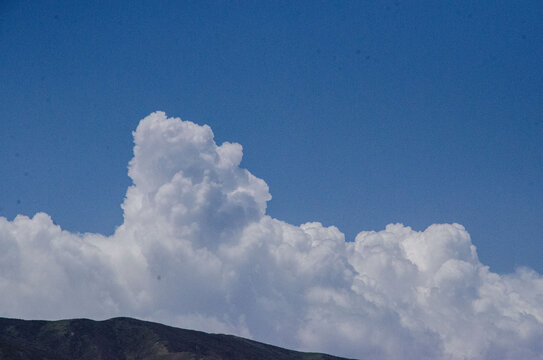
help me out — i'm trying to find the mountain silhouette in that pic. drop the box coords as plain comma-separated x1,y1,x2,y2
0,317,354,360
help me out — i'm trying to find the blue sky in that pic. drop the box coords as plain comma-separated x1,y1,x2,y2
1,0,542,275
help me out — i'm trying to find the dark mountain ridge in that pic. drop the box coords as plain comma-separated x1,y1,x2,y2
0,316,354,360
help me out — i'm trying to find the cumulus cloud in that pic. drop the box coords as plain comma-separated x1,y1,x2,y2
1,112,542,359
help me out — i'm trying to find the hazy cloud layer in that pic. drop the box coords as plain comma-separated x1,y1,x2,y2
1,112,542,359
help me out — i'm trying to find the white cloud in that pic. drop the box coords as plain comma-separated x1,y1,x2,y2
1,111,542,359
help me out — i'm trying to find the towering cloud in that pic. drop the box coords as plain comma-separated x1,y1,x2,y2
1,112,542,359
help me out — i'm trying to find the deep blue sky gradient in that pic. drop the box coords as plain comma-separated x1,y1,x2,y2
1,1,542,273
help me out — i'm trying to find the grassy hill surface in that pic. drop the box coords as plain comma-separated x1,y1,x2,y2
0,317,354,360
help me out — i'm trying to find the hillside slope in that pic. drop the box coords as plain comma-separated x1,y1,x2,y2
0,317,354,360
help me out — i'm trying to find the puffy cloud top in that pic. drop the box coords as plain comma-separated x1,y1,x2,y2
1,112,542,359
